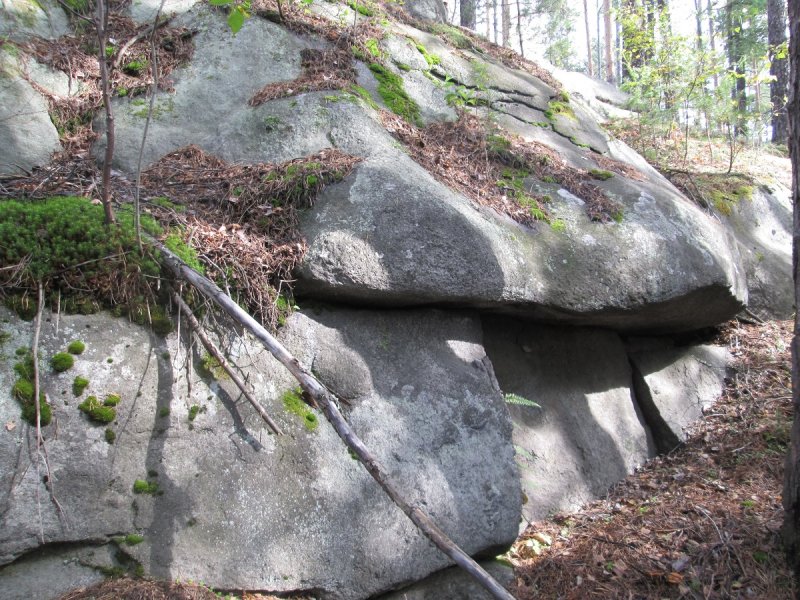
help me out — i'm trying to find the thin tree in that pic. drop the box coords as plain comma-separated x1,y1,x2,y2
707,0,719,88
782,0,800,576
604,0,614,82
502,0,511,47
96,0,115,224
461,0,477,29
768,0,788,145
516,0,525,56
584,0,594,76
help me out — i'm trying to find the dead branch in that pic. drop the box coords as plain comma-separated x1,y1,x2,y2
171,290,283,435
155,240,515,600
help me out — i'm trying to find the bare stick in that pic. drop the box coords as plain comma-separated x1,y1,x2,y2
32,281,44,543
156,241,515,600
171,291,283,435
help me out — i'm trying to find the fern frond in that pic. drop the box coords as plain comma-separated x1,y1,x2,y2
504,393,540,409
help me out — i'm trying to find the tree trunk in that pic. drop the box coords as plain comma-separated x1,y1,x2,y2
492,0,498,44
96,0,115,225
693,0,703,52
604,0,614,82
727,0,747,138
782,0,800,575
769,0,789,145
501,0,511,47
707,0,718,88
584,0,594,76
460,0,476,29
516,0,524,56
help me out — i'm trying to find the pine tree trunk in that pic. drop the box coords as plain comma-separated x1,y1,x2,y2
516,0,524,56
707,0,718,88
782,0,800,575
460,0,476,29
604,0,613,82
769,0,789,145
584,0,594,76
501,0,511,47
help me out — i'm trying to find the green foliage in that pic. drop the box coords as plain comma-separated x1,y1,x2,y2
364,38,382,59
122,59,148,76
21,399,52,426
281,387,318,431
347,85,378,110
132,479,159,494
72,375,89,396
105,427,116,444
158,407,171,417
211,0,252,34
79,395,117,423
201,353,227,380
67,340,86,355
51,352,74,372
504,393,541,408
188,404,203,421
368,63,421,125
445,84,478,108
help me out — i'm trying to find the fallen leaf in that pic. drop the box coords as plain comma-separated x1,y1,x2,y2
5,421,16,431
666,572,684,585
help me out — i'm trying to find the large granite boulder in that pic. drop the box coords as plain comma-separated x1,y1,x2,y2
0,47,62,176
0,306,520,599
482,316,654,521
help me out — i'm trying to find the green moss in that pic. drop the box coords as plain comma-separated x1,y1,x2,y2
430,23,473,49
201,353,227,380
149,196,185,212
12,379,34,402
550,219,567,233
158,407,170,417
122,59,148,77
395,62,412,72
589,169,614,181
149,305,174,335
132,479,159,494
103,393,121,407
347,84,379,110
281,387,319,431
72,376,89,396
0,330,11,344
188,404,201,421
414,43,441,68
79,396,116,423
14,352,34,380
21,399,51,426
124,533,144,545
544,96,576,121
364,38,382,58
105,427,116,444
67,340,86,355
51,352,74,372
164,231,204,274
369,63,421,126
347,0,375,16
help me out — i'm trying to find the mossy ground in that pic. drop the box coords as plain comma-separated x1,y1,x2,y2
281,387,319,432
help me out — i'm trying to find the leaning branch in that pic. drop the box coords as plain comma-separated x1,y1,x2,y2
171,290,283,435
155,241,515,600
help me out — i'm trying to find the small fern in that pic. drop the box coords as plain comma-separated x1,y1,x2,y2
504,393,540,409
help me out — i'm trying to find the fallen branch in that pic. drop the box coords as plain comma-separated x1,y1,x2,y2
155,240,515,600
170,290,283,435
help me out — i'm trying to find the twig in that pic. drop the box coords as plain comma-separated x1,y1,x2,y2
171,291,283,435
32,281,44,544
113,15,171,70
156,239,515,600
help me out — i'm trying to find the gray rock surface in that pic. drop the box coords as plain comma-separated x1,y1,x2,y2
630,344,731,452
0,305,519,599
402,0,447,23
297,151,747,333
481,316,655,522
378,561,514,600
0,48,62,176
718,184,793,319
0,0,68,41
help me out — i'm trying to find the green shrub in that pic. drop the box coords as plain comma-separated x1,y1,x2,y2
51,352,74,372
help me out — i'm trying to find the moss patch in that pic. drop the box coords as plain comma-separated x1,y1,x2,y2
132,479,159,495
78,396,116,423
72,376,89,396
51,352,74,372
544,92,576,121
67,340,86,354
369,63,421,126
281,387,319,431
589,169,614,181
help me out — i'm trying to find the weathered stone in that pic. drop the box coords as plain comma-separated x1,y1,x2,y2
378,561,515,600
401,0,447,23
0,306,519,599
630,344,731,452
297,150,747,333
717,184,793,320
0,48,61,176
481,316,655,522
129,0,201,23
0,0,68,41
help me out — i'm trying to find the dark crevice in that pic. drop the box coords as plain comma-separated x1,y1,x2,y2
628,357,681,454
